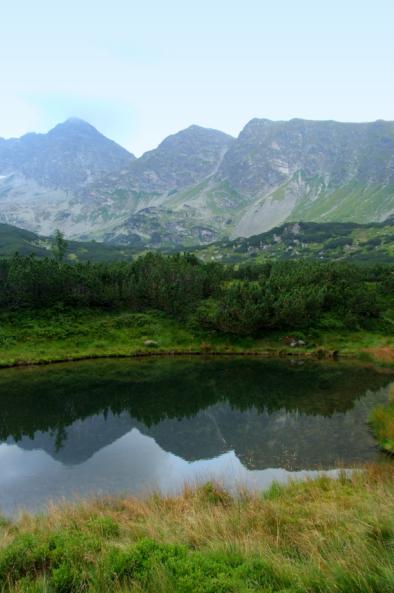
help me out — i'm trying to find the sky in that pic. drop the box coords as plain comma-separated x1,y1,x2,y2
0,0,393,155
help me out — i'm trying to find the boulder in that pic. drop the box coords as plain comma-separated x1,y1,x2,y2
144,340,159,347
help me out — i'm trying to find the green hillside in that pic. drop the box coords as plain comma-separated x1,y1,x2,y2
193,218,394,264
0,223,136,262
2,218,393,264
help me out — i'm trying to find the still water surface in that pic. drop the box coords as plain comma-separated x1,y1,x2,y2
0,357,391,516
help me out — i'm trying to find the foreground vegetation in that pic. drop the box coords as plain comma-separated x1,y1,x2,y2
0,465,393,593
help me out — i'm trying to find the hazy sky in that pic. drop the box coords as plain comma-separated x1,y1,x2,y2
1,0,393,155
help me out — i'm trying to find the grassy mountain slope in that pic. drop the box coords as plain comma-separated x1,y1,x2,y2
193,218,394,264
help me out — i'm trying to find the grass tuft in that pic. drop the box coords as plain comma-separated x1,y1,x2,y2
369,382,394,454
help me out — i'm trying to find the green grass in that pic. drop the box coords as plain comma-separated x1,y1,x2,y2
0,309,393,368
0,465,393,592
290,181,394,224
0,310,200,367
369,384,394,454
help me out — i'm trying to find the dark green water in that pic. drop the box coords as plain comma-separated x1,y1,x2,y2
0,357,392,516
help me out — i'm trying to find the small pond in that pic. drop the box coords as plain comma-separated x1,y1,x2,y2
0,357,391,516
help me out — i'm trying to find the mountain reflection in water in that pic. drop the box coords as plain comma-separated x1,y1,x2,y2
0,357,391,516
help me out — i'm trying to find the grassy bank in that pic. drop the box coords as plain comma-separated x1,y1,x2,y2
0,309,393,368
370,384,394,454
0,465,393,593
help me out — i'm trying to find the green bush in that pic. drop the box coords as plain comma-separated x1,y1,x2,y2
0,533,50,582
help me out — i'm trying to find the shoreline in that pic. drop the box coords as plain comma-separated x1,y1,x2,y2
0,347,367,371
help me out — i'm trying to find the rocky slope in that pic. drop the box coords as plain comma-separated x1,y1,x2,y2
217,118,394,237
0,118,393,247
105,125,233,193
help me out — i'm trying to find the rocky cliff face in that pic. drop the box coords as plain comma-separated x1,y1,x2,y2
219,119,394,194
0,118,393,247
217,118,394,236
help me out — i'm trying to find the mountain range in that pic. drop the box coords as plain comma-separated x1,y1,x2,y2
0,117,393,248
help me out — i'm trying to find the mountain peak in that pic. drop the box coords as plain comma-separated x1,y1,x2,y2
49,118,100,136
64,117,89,125
178,124,233,139
0,117,134,193
156,124,233,151
183,124,222,133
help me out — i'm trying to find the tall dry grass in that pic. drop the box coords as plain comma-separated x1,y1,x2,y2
1,464,393,592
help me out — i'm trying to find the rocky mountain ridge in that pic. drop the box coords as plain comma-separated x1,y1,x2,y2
0,117,393,247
